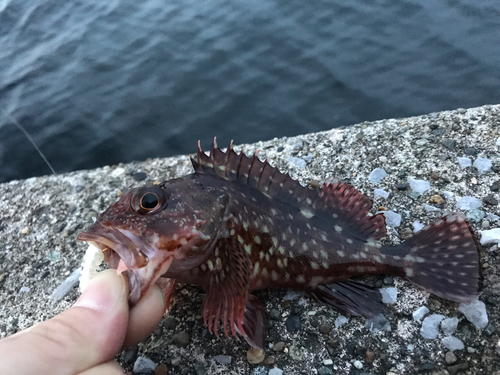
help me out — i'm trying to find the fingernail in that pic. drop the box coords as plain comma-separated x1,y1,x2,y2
75,269,127,312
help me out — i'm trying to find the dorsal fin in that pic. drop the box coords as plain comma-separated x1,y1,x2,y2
191,138,386,240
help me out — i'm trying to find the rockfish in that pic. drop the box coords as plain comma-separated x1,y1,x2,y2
78,139,481,348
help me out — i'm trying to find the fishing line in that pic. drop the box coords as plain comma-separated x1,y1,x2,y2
1,111,57,176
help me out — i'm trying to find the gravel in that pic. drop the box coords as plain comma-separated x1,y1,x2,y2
1,104,499,374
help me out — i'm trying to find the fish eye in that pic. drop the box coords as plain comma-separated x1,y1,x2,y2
132,186,167,215
140,193,160,210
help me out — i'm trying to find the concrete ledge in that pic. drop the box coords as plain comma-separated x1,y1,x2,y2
1,104,499,374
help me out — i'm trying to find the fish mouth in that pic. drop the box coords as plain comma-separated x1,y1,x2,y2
77,224,211,305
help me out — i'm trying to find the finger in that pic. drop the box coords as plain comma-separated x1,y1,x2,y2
0,270,129,375
123,283,166,348
78,360,124,375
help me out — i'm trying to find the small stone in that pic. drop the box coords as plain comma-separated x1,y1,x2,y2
413,221,425,233
268,368,283,375
155,364,168,375
323,359,333,365
214,355,232,365
429,195,445,204
353,360,363,369
335,315,348,328
459,300,488,328
365,314,391,332
172,331,190,347
457,157,472,168
269,308,280,320
466,209,486,223
484,323,496,335
21,227,29,235
133,357,156,374
396,182,409,190
378,210,401,228
133,172,148,181
378,156,388,163
430,171,439,180
408,178,431,194
163,317,178,330
423,203,441,212
374,188,390,199
273,341,286,352
420,314,444,339
123,346,139,365
285,314,301,332
445,351,457,364
170,356,181,366
369,168,387,183
288,157,307,169
490,181,500,192
365,350,375,363
456,196,482,210
447,362,469,375
442,336,464,351
397,169,407,178
319,323,332,334
473,157,492,174
483,194,499,205
247,348,265,364
442,140,456,150
317,366,334,375
413,306,430,321
441,317,459,336
480,228,500,245
464,148,477,156
380,287,398,304
263,356,276,366
288,345,304,361
443,190,454,198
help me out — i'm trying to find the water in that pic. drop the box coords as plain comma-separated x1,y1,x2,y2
1,0,499,183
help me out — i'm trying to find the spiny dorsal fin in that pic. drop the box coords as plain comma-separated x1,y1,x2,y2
191,138,386,240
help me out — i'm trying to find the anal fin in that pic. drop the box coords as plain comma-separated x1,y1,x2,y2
309,280,384,318
235,294,267,349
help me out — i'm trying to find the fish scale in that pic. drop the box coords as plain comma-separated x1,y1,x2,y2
78,139,481,349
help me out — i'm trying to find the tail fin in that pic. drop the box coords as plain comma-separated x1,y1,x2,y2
384,213,481,303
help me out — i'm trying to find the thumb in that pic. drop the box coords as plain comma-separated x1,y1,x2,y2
0,270,129,375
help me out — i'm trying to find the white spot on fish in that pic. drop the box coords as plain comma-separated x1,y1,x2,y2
310,261,319,269
244,244,252,255
278,246,285,255
310,276,324,288
334,225,342,233
346,238,353,244
277,259,284,268
230,229,236,236
271,270,279,281
302,243,308,252
259,251,265,260
296,275,306,283
207,260,214,271
301,209,314,218
238,235,244,244
272,237,279,247
320,250,329,259
262,225,270,233
337,250,345,257
261,268,269,278
254,235,262,244
253,262,260,276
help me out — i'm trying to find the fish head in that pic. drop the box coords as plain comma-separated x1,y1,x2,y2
77,177,227,304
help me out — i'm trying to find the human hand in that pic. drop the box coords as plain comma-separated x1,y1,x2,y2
0,269,166,375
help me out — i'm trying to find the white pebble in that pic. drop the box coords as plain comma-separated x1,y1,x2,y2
442,336,464,351
133,357,156,374
380,287,398,304
413,306,430,321
479,228,500,245
353,360,363,369
335,315,348,328
378,156,388,163
456,196,482,210
458,300,488,329
420,314,444,339
288,157,307,169
423,203,441,212
443,190,455,199
408,178,430,194
486,213,500,222
51,269,82,302
374,188,390,199
496,137,500,147
369,168,387,183
323,359,333,365
457,157,472,168
378,210,401,228
269,368,283,375
413,221,425,233
441,317,459,336
19,286,30,293
473,157,492,174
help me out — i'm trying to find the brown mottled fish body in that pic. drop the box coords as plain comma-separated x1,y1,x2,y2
78,140,481,348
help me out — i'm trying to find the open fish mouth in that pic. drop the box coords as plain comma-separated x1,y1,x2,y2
77,224,212,305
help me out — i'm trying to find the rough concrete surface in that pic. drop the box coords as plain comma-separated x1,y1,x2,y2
1,105,499,375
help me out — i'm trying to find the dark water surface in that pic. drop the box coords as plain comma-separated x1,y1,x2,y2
1,0,499,183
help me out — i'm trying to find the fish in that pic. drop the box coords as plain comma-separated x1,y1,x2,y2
77,139,481,349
